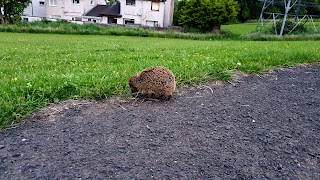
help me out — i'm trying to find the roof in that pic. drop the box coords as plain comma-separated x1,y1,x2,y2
100,3,121,17
84,3,121,18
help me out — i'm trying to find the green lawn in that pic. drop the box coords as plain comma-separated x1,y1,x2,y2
222,23,257,35
306,21,320,31
1,32,320,127
222,21,320,35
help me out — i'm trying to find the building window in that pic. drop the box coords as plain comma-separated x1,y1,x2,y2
49,0,57,6
151,1,159,11
72,0,80,4
126,0,135,5
50,15,61,19
124,19,135,25
39,1,45,6
72,17,82,21
108,17,117,24
146,20,159,27
91,0,94,5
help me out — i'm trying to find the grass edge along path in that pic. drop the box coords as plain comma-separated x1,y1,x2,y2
1,21,320,41
0,32,320,128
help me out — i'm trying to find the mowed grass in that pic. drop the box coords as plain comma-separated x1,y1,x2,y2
222,23,257,35
306,21,320,31
223,21,320,35
1,32,320,128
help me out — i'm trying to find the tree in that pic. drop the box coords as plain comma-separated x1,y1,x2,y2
237,0,250,22
306,0,320,15
235,0,262,22
177,0,239,33
173,0,187,26
0,0,31,24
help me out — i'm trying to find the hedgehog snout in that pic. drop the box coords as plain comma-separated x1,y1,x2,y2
129,76,139,93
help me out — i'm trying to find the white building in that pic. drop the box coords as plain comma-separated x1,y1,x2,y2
45,0,106,21
119,0,174,27
22,0,174,28
84,0,174,28
83,3,121,24
22,0,46,21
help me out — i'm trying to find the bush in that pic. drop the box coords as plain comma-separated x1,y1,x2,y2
275,21,307,35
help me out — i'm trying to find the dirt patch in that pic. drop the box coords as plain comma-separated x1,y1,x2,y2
0,64,319,179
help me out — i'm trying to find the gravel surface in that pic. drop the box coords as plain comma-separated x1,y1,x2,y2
0,64,319,179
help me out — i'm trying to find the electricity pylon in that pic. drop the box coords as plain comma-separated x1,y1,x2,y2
257,0,320,36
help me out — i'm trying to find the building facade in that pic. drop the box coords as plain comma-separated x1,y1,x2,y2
45,0,106,21
84,0,174,28
119,0,174,27
22,0,46,21
22,0,174,28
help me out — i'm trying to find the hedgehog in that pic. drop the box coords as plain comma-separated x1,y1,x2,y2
129,66,176,101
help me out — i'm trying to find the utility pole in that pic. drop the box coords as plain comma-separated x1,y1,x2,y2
257,0,319,36
280,0,292,36
294,0,303,22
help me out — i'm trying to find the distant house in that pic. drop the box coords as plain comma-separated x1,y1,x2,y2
22,0,46,21
119,0,174,28
45,0,106,22
85,0,174,28
22,0,174,27
83,3,121,24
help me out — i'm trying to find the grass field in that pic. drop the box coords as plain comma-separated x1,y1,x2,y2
222,21,320,35
1,21,319,42
1,32,320,128
222,23,257,35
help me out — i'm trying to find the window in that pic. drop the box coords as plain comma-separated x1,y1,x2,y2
39,1,45,6
50,15,61,19
124,19,135,25
126,0,135,5
151,1,159,11
146,20,159,27
108,17,117,24
72,17,82,21
72,0,80,4
91,0,94,5
49,0,57,6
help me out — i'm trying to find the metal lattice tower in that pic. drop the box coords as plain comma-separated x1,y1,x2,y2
257,0,320,36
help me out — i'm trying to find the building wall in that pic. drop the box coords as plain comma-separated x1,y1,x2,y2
26,0,174,27
21,16,44,22
46,0,105,20
82,16,102,23
23,0,46,18
119,0,173,28
163,0,174,28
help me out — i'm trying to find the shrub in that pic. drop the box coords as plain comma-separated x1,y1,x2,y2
275,21,307,35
